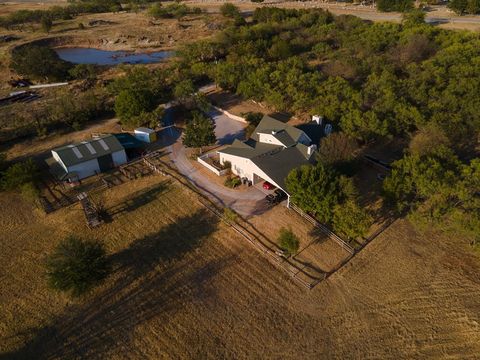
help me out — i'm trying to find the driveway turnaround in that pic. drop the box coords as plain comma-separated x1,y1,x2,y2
208,108,245,145
161,109,267,217
170,138,268,216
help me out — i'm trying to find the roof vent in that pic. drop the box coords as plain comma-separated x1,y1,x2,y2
98,139,109,151
85,143,96,155
312,115,323,125
72,147,83,159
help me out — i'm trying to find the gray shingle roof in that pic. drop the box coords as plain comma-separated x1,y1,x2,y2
218,115,319,192
251,115,307,144
52,135,124,167
219,139,282,159
251,146,313,190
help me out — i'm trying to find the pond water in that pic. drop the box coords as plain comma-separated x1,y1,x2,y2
55,47,174,65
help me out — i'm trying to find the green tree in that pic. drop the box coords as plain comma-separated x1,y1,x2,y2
182,111,216,150
69,64,97,80
376,0,414,12
278,227,300,256
1,158,39,191
40,15,52,33
114,89,155,124
448,0,468,14
317,132,359,174
286,163,354,223
10,45,71,81
332,201,372,240
383,146,462,213
402,9,425,27
174,79,196,107
46,236,110,297
220,3,241,18
466,0,480,14
408,123,450,157
129,107,165,128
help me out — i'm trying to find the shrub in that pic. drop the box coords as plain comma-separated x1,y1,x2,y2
220,3,241,18
46,236,110,297
69,63,98,80
224,176,241,188
1,158,39,191
332,201,372,241
40,16,52,33
20,182,41,205
148,2,196,19
278,227,300,256
223,207,238,223
10,45,72,81
243,112,263,126
376,0,414,12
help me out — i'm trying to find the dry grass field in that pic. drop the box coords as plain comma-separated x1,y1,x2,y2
1,168,480,358
1,2,480,358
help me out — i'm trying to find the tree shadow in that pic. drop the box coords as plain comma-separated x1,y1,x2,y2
216,129,245,145
268,112,292,123
4,210,231,360
107,181,170,218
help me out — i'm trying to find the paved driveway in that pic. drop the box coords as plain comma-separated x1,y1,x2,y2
161,108,267,217
208,108,245,145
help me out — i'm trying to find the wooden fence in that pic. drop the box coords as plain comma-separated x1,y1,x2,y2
289,203,355,255
142,150,325,289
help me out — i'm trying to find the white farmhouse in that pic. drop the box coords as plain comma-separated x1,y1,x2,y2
218,115,322,200
50,135,127,182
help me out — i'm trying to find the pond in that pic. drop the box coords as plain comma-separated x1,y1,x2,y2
55,47,174,65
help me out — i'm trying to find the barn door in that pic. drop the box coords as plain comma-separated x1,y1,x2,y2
97,154,114,172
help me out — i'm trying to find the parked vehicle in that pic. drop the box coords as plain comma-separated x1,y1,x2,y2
265,189,287,204
263,181,275,190
273,189,287,202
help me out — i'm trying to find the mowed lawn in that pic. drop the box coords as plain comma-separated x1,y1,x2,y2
2,174,480,359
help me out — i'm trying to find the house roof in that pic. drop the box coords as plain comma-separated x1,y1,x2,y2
251,146,313,190
218,139,282,159
296,121,324,146
52,134,124,167
252,115,309,144
218,115,320,193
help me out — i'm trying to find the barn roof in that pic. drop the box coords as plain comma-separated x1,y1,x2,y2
52,135,124,167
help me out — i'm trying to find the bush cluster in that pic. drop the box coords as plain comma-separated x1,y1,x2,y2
0,0,122,29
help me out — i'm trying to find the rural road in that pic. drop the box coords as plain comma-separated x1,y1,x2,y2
189,0,480,30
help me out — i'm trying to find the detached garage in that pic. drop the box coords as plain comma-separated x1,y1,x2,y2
50,135,127,181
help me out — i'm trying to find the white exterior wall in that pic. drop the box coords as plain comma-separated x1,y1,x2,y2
67,158,100,180
51,150,68,172
219,152,284,191
220,153,255,181
258,133,285,146
112,150,128,166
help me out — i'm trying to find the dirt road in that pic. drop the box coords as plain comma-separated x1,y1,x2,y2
187,0,480,31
